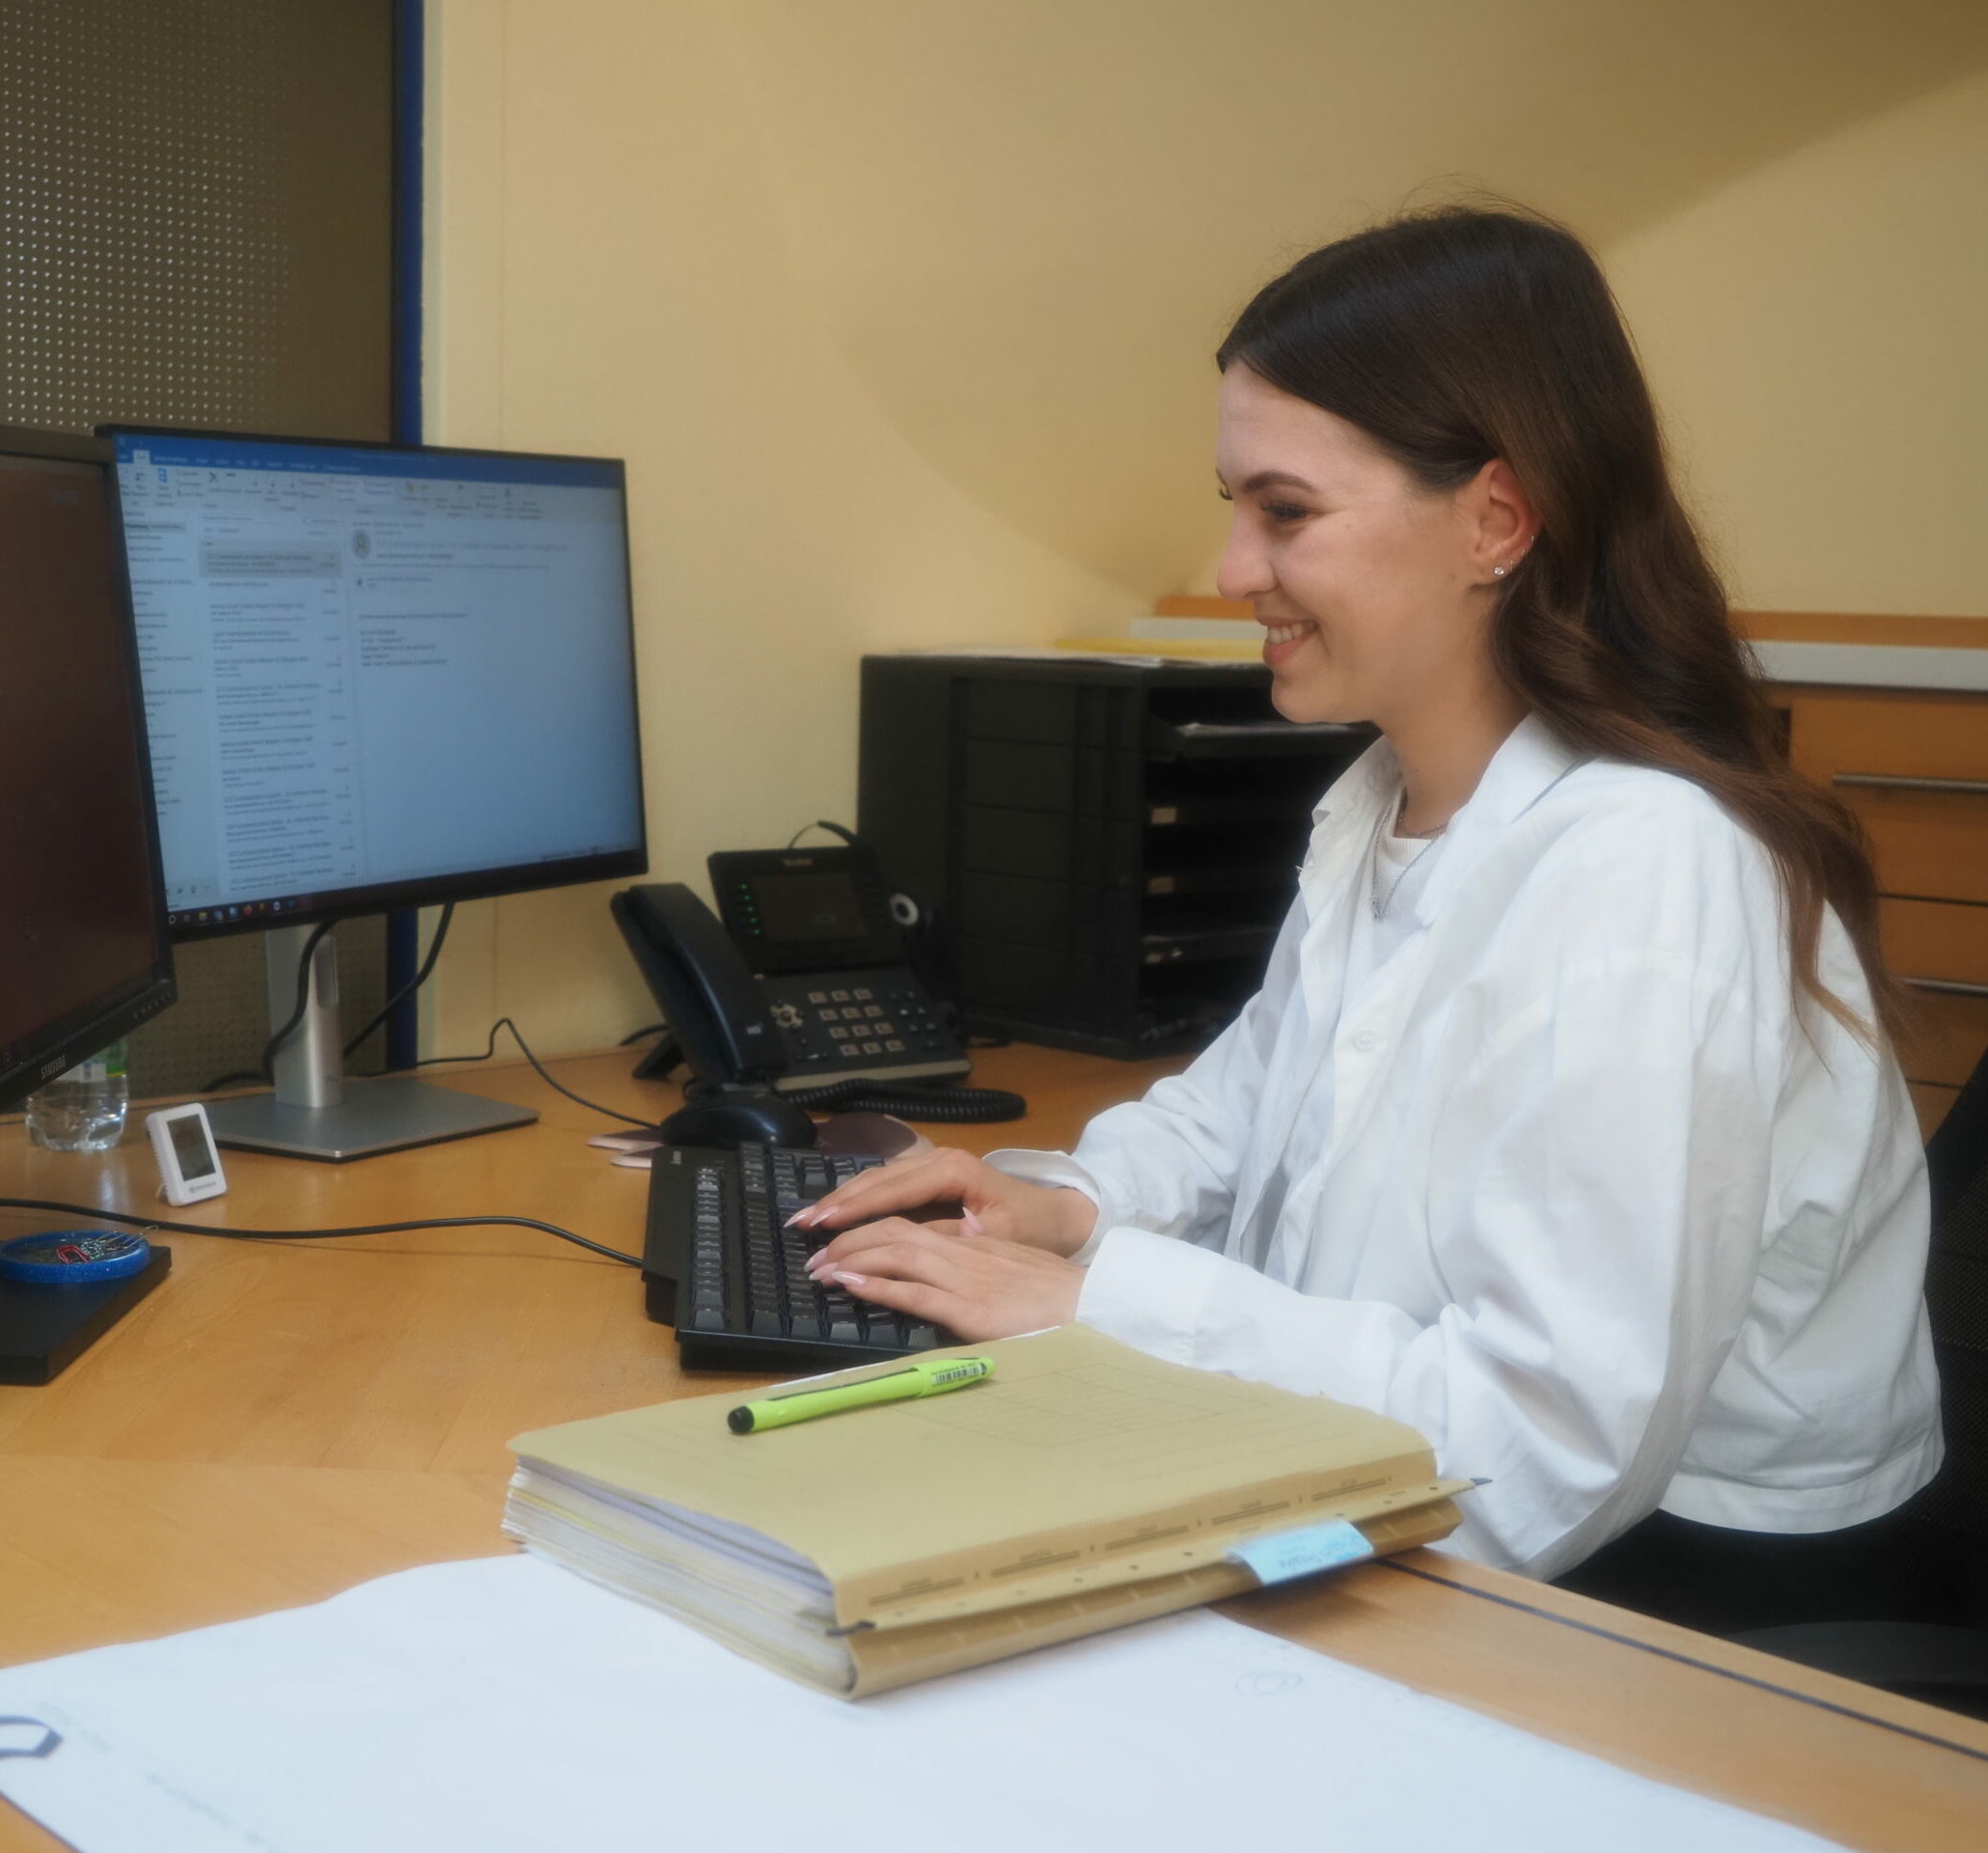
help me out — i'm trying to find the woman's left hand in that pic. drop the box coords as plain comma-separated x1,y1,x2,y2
803,1216,1085,1341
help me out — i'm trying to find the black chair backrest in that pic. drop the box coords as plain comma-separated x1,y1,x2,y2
1928,1047,1988,1230
1913,1046,1988,1565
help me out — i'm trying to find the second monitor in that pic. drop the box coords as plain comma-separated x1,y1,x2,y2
104,427,649,1160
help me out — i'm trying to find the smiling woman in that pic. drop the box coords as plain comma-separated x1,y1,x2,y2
798,204,1943,1636
1214,207,1905,1040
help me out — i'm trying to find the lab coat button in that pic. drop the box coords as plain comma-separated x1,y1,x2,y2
1351,1030,1380,1053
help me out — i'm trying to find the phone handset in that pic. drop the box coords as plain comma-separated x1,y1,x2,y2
609,884,789,1090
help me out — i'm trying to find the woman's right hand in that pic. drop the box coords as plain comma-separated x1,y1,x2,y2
787,1146,1098,1258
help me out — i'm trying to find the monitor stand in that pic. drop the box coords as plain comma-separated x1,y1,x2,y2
203,925,538,1163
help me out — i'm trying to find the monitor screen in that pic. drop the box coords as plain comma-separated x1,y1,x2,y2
0,429,175,1111
104,429,648,935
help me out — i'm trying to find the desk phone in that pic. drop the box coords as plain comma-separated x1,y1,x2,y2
612,843,970,1097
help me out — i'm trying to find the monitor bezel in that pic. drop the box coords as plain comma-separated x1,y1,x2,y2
0,426,177,1112
98,424,651,943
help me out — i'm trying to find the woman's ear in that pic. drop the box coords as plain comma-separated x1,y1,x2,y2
1469,458,1538,583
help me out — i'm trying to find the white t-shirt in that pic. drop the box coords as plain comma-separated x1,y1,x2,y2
989,716,1941,1581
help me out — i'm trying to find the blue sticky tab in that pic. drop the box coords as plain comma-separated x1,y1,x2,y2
1227,1518,1374,1586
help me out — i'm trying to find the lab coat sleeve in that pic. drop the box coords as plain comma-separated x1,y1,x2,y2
985,897,1307,1260
1077,948,1779,1580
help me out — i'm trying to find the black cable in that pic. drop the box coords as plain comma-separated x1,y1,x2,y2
0,1197,640,1266
202,909,456,1091
785,818,860,850
618,1021,667,1046
344,903,455,1061
262,918,340,1082
415,1016,653,1128
199,918,343,1093
779,1078,1027,1122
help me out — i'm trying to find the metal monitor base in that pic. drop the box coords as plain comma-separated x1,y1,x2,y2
204,1078,538,1164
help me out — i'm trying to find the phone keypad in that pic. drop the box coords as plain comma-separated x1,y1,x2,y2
758,969,963,1072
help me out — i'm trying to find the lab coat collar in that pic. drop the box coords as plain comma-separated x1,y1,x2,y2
1300,712,1586,927
1297,738,1399,917
1412,713,1587,927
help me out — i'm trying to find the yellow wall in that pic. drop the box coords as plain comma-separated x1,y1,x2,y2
420,0,1988,1060
419,0,1137,1057
1608,69,1988,617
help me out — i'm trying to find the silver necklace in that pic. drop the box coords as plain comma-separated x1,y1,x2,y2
1369,802,1445,920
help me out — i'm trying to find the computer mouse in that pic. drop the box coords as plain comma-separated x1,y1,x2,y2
657,1090,817,1151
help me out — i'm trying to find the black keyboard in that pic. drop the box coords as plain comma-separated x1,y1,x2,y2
642,1142,950,1369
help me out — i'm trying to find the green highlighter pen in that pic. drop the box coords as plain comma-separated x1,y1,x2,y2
728,1356,994,1434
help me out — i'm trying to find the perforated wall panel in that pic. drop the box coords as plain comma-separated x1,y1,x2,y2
0,0,399,1097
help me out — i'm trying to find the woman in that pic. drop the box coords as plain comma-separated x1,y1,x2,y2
796,207,1942,1622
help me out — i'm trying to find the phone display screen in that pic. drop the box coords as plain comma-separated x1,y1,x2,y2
748,871,867,945
168,1113,217,1180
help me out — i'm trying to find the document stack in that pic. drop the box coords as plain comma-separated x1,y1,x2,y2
505,1324,1470,1697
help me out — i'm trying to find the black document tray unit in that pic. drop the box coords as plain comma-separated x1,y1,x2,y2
857,656,1372,1058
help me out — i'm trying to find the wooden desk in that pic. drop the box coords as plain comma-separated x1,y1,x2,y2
2,1043,1984,1848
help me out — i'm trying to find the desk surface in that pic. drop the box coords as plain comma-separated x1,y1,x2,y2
3,1043,1985,1848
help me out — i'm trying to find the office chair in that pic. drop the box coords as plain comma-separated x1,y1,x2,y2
1732,1047,1988,1720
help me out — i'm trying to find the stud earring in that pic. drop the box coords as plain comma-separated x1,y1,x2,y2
1492,566,1507,578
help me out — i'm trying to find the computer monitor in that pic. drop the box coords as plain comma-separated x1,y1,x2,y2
0,426,178,1384
101,427,649,1161
0,427,176,1114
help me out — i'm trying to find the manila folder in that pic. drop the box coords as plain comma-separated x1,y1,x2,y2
511,1325,1464,1692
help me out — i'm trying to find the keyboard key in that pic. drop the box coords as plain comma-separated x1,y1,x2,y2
861,1309,904,1345
749,1310,784,1337
903,1323,940,1348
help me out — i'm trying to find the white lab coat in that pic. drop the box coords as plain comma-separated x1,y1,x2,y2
990,715,1942,1580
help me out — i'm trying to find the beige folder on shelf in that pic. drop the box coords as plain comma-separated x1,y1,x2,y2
504,1323,1469,1697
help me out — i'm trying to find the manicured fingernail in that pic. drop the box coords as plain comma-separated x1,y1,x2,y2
830,1268,867,1287
786,1208,815,1229
962,1207,983,1236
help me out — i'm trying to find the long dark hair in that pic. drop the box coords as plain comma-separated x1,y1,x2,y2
1218,204,1903,1047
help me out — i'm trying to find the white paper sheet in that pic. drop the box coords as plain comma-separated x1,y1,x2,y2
0,1554,1842,1853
